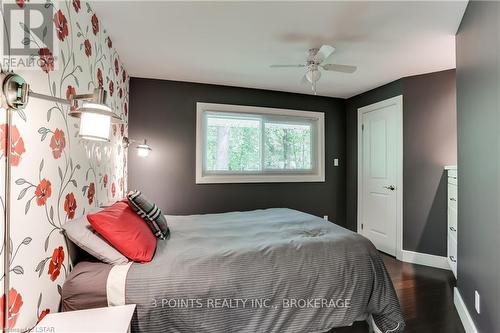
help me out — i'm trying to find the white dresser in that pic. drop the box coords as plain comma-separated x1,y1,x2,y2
446,166,458,277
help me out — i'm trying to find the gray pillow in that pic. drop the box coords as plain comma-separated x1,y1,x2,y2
62,213,129,265
127,190,169,239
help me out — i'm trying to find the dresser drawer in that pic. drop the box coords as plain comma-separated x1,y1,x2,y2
448,238,457,278
447,169,457,178
448,184,457,209
448,169,457,185
448,205,457,236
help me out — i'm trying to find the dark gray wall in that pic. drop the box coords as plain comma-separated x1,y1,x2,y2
456,2,500,332
346,70,457,256
402,70,457,256
128,78,347,225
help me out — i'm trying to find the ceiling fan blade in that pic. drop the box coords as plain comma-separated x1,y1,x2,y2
322,63,357,73
270,64,305,68
314,45,335,63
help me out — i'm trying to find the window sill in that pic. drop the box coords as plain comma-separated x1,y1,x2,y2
195,174,325,184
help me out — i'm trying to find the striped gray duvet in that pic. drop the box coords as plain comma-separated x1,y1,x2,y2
125,208,404,333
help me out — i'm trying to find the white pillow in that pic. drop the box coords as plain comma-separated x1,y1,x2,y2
62,213,129,265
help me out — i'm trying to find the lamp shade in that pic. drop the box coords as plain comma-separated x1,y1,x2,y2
306,69,321,83
77,102,113,114
79,112,111,142
136,140,152,157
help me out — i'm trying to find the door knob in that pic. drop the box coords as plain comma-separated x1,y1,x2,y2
384,185,396,191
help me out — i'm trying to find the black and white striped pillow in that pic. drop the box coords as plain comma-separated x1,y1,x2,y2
126,190,169,240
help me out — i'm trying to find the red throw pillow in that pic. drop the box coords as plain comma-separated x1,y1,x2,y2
87,201,157,262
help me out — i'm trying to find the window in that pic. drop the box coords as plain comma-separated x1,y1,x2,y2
196,103,325,183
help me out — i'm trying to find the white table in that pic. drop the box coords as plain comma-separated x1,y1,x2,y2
34,304,136,333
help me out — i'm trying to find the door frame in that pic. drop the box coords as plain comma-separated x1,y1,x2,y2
357,95,403,260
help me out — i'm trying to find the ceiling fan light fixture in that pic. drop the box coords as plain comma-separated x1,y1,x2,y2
306,68,321,83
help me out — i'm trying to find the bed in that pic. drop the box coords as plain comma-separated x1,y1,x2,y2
62,208,404,333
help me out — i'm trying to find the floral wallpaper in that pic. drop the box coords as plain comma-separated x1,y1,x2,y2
0,1,129,330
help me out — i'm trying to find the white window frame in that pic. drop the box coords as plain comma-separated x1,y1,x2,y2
196,102,325,184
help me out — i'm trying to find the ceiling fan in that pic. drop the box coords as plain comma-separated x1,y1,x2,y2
270,45,357,95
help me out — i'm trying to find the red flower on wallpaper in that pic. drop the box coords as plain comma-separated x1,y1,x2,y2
16,0,25,8
84,39,92,57
111,182,116,197
38,48,54,73
87,182,95,205
49,129,66,159
103,174,108,188
107,37,112,48
114,58,119,75
53,10,69,42
119,88,123,99
35,179,52,206
48,246,64,281
109,80,114,96
37,309,50,324
120,124,125,137
72,0,81,13
66,85,76,111
91,14,99,35
122,69,126,82
119,177,124,192
0,288,23,328
64,193,77,220
97,68,103,87
0,124,26,166
66,85,76,101
124,103,128,117
1,125,7,156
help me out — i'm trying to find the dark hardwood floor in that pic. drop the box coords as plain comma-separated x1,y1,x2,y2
330,254,465,333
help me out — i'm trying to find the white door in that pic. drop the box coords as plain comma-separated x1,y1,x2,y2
358,96,402,257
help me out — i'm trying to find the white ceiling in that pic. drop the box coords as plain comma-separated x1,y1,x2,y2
90,1,467,98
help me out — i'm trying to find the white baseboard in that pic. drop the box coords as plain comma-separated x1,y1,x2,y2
401,250,450,270
454,287,479,333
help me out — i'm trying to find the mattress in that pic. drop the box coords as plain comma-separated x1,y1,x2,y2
62,208,405,333
61,261,111,311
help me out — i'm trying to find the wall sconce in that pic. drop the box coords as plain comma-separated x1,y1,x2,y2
1,72,122,141
0,71,123,320
123,137,152,158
